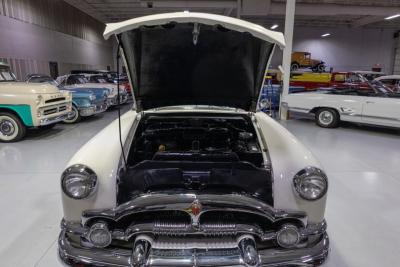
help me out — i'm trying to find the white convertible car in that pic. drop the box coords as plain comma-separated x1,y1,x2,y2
283,81,400,128
58,12,329,267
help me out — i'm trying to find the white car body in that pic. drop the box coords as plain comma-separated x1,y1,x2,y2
283,89,400,128
59,12,329,267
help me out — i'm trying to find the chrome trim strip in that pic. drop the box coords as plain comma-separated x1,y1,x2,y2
288,107,311,113
362,114,400,122
61,219,327,244
81,193,307,226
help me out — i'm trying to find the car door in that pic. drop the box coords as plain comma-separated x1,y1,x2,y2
361,92,400,127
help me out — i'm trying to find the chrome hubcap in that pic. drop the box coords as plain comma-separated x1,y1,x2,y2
0,120,14,135
0,116,18,141
319,111,333,125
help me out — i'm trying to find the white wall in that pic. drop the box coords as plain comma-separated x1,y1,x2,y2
271,26,396,74
0,0,114,80
0,15,113,79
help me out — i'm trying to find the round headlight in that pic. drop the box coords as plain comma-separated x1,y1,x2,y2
293,167,328,201
276,224,300,248
61,164,97,199
35,95,43,106
88,222,112,248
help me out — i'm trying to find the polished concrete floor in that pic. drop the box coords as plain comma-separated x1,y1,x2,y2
0,107,399,267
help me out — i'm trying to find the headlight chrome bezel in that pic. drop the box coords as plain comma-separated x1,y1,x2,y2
61,164,97,199
293,166,328,201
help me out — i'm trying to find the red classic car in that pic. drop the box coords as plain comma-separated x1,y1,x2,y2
290,72,372,90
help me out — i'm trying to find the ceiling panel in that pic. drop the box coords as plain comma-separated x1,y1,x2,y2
63,0,400,29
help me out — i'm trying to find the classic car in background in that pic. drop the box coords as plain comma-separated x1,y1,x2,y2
84,73,130,101
283,80,400,128
291,51,326,72
374,75,400,92
26,74,108,124
57,74,127,107
353,70,385,81
69,70,133,97
0,63,72,142
59,12,329,267
290,71,371,90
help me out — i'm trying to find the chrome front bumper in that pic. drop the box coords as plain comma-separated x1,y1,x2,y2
59,230,329,267
39,114,69,126
59,194,329,266
79,103,108,117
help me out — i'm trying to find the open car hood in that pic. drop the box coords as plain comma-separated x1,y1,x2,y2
104,12,285,111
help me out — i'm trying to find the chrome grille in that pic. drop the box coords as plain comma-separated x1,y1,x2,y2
43,108,57,115
42,105,67,115
152,236,237,250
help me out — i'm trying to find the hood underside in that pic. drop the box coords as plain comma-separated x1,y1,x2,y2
105,13,284,111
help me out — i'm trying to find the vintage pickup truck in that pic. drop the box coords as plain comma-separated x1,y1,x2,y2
0,63,72,142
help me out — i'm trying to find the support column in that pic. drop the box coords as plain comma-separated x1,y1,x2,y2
279,0,296,120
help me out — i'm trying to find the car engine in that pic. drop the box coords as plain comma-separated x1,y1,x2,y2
120,113,272,205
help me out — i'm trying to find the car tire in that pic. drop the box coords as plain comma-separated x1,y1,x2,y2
63,105,81,124
0,112,26,142
315,108,339,128
291,63,299,71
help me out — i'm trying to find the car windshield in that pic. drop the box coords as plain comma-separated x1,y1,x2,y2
369,80,392,94
0,67,17,82
69,75,88,84
29,76,58,86
90,75,108,83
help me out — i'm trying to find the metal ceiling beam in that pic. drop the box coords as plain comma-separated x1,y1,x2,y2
146,1,237,8
269,2,399,16
351,16,385,28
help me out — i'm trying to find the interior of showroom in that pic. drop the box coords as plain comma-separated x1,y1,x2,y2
0,1,399,267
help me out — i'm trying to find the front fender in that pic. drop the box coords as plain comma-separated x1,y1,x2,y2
255,112,327,224
61,110,138,222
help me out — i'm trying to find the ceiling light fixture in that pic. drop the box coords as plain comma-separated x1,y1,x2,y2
384,14,400,20
270,24,279,30
321,33,331,37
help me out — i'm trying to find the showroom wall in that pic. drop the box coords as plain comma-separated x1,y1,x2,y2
0,0,113,80
271,26,396,74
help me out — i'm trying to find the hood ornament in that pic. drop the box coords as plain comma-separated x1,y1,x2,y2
185,199,202,216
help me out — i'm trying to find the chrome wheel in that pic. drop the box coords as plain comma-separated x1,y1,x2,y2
318,110,334,126
0,115,19,141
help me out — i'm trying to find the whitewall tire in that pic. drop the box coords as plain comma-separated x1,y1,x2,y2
63,105,81,124
316,108,339,128
0,112,26,142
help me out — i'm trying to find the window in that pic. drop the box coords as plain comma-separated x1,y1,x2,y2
0,67,16,82
333,74,346,82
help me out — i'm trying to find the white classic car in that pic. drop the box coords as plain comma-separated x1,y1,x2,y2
0,63,72,142
283,81,400,128
59,12,329,267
